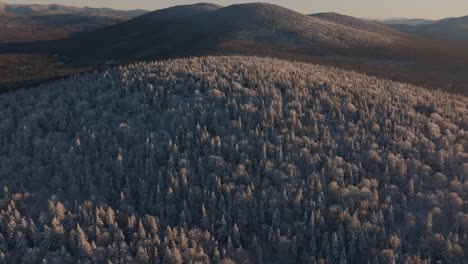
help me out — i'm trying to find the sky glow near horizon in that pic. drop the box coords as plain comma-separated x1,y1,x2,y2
3,0,468,19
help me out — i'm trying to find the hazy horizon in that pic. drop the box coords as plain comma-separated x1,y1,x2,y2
2,0,468,19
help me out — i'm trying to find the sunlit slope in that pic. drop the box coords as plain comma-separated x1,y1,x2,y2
0,56,466,263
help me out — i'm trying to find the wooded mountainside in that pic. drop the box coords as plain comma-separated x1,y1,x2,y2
0,57,467,263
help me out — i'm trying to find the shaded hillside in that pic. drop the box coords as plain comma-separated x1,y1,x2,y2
0,56,467,263
0,2,147,42
389,16,468,43
311,12,403,36
49,3,403,61
1,3,468,94
0,14,129,42
0,53,91,92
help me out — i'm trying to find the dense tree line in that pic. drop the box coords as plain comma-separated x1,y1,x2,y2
0,56,467,263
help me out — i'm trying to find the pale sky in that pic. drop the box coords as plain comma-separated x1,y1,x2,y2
4,0,468,19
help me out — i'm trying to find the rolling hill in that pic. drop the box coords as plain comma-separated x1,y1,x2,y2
0,2,148,89
50,3,404,61
310,12,403,36
0,2,148,42
0,56,466,263
0,2,147,17
1,2,468,94
389,15,468,43
0,2,82,14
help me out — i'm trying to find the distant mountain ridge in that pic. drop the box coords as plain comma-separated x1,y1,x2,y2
376,18,436,26
310,12,403,36
1,2,468,94
0,2,148,42
0,2,147,17
47,2,404,62
388,15,468,43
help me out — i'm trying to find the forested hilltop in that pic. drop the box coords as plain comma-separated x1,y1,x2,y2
0,56,467,263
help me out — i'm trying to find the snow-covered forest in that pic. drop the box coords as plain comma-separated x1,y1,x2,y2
0,56,467,263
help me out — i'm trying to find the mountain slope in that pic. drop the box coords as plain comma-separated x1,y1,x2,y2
211,4,399,44
1,2,81,14
0,56,466,263
311,12,403,36
389,15,468,43
1,3,468,94
0,2,148,42
52,3,403,61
